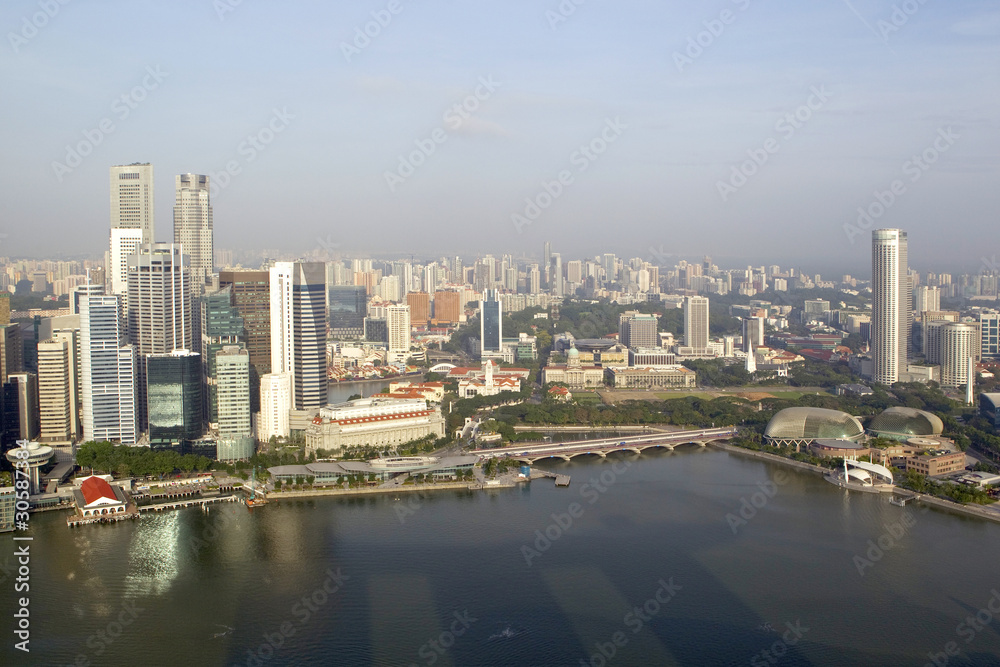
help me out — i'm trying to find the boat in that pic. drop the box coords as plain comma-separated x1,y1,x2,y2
245,466,268,508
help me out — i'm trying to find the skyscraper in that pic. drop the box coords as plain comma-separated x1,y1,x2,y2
270,262,326,412
216,345,254,460
871,229,910,384
173,174,213,294
37,339,72,443
683,296,710,351
219,270,271,411
109,228,144,296
406,292,430,327
386,304,412,363
328,285,367,337
480,289,502,356
110,163,154,244
80,292,138,445
201,287,244,426
940,322,979,388
146,350,202,448
259,372,291,440
433,290,461,324
619,312,658,349
742,316,765,353
550,253,563,296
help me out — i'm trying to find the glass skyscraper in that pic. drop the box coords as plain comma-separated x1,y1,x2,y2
328,285,366,338
146,350,202,449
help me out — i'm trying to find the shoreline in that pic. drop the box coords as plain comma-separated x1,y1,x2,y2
267,479,520,501
709,441,1000,525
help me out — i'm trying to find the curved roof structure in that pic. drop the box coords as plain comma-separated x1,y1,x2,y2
847,459,894,484
80,476,118,505
574,339,617,352
764,407,865,443
868,407,944,439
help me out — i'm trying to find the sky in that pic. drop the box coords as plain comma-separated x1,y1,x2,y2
1,0,997,276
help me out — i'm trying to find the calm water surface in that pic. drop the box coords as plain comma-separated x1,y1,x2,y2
5,448,1000,666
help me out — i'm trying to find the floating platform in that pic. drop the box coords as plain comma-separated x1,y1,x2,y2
554,475,571,487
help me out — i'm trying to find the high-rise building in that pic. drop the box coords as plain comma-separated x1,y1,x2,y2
328,285,367,338
4,373,38,444
871,229,910,384
37,339,72,443
386,304,411,362
433,291,461,324
980,311,1000,359
259,372,291,440
173,174,213,294
219,270,271,411
201,287,244,426
940,322,979,388
216,345,254,461
406,292,431,327
127,243,193,355
269,262,326,412
110,163,154,244
914,285,941,314
683,296,710,351
146,350,202,448
480,289,502,355
0,325,22,385
80,293,138,445
742,316,765,353
527,265,541,295
619,311,658,349
550,253,563,296
543,242,552,285
109,228,144,296
364,317,388,345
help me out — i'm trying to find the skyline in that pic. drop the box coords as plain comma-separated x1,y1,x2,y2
2,0,998,273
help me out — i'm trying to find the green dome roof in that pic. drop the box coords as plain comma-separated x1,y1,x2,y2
764,407,865,443
868,407,943,438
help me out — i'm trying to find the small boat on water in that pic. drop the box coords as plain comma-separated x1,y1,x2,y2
889,496,910,506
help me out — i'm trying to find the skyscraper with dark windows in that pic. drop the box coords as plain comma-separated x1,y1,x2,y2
328,285,367,338
270,262,326,412
480,289,502,356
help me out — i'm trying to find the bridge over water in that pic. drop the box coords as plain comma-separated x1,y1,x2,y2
478,427,739,464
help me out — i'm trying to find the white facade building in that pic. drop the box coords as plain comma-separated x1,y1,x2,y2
173,174,213,294
871,229,910,384
259,372,291,440
80,293,138,445
110,163,155,244
109,228,143,297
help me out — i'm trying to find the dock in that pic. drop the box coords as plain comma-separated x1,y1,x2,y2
555,475,571,487
530,469,571,487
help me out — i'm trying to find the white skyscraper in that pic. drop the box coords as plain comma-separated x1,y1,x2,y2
940,322,979,388
872,229,910,384
80,292,138,445
110,163,155,244
127,243,193,355
387,304,411,363
109,228,144,296
684,296,710,351
914,285,941,314
269,262,326,411
259,371,291,439
173,174,213,294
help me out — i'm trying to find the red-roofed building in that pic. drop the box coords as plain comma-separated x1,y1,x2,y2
74,476,128,517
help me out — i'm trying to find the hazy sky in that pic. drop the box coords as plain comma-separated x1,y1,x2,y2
1,0,997,275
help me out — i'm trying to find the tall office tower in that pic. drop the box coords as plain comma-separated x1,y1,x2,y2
618,311,658,349
424,263,438,295
602,254,617,283
37,339,72,442
386,304,411,362
683,296,710,350
110,163,155,244
565,260,583,285
258,372,291,439
4,373,39,443
173,174,213,294
940,322,979,387
269,262,326,412
980,311,1000,359
201,287,244,427
80,293,138,445
527,264,541,295
42,320,81,440
504,266,518,292
376,275,401,302
326,261,346,287
452,256,463,283
742,316,765,353
871,229,910,384
127,243,193,355
219,270,271,411
109,228,144,296
406,292,430,327
0,293,10,326
0,325,22,385
146,350,202,448
216,345,254,461
543,242,552,286
914,285,941,314
363,317,388,345
480,289,502,355
550,253,563,296
433,291,461,324
328,285,367,338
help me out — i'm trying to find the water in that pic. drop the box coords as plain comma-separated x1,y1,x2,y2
6,448,1000,666
327,379,393,405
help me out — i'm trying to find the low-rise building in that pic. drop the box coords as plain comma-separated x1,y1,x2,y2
304,397,446,455
269,455,477,484
541,347,605,389
72,475,130,517
606,365,697,389
904,450,966,477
